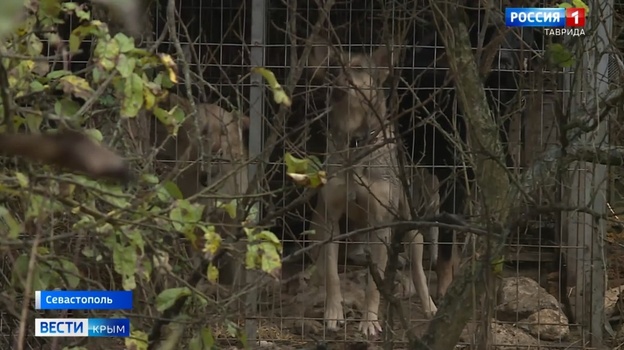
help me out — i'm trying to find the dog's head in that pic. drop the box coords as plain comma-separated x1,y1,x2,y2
196,103,249,161
306,31,392,145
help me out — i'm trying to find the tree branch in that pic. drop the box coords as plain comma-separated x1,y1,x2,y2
567,143,624,166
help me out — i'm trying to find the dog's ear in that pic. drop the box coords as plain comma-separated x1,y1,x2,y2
371,46,392,83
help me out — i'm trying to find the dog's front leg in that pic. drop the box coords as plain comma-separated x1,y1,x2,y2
311,190,346,331
409,230,438,318
359,227,390,337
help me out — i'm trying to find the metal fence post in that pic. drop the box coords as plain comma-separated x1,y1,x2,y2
246,0,267,344
565,0,613,345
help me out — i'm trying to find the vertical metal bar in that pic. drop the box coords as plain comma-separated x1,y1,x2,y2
246,0,266,344
565,0,612,344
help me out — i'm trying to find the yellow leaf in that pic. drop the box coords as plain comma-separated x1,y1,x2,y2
202,226,222,260
207,264,219,283
491,256,505,276
14,172,29,187
157,53,178,84
57,75,94,101
217,200,237,219
143,86,156,110
252,67,291,107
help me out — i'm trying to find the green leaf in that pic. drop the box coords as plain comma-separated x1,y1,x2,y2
121,73,144,117
26,34,44,56
169,199,204,236
155,287,191,312
94,37,120,71
29,80,45,93
189,334,202,350
125,330,148,350
56,259,81,288
189,327,216,350
0,206,23,239
141,174,159,184
23,111,43,132
39,0,63,22
558,3,572,8
92,67,105,84
225,321,238,337
74,7,90,21
284,153,326,188
252,67,291,107
26,194,44,220
216,200,237,219
0,0,25,40
113,243,137,290
162,180,183,200
201,328,216,349
153,106,181,136
114,32,135,53
12,254,50,291
123,228,145,256
547,43,575,68
571,0,589,11
47,70,72,80
83,128,103,142
54,98,81,120
244,228,283,279
69,23,101,53
115,54,136,78
284,152,310,174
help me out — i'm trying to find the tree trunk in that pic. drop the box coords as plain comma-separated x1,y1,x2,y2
416,1,624,349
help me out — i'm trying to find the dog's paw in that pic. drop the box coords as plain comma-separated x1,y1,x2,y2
358,315,382,338
324,302,345,331
423,300,438,319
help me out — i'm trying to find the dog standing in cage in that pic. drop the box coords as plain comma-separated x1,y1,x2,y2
346,167,441,271
305,31,438,337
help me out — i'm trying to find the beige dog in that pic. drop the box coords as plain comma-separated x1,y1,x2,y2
152,93,249,200
306,33,437,337
151,92,250,284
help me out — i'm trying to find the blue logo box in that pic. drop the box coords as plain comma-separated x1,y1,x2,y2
505,8,566,27
35,291,133,310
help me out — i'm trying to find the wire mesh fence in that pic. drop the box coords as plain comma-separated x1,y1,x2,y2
1,0,623,349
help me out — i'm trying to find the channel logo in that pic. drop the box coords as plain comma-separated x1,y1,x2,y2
505,7,586,28
35,318,130,337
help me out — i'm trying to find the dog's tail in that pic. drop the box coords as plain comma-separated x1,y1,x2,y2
427,212,468,265
426,192,440,266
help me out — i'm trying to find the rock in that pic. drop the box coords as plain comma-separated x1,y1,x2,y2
491,323,539,349
518,309,569,341
604,285,624,318
614,323,624,346
496,277,562,321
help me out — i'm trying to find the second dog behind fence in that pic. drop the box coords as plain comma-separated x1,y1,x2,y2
150,92,251,285
304,30,437,337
